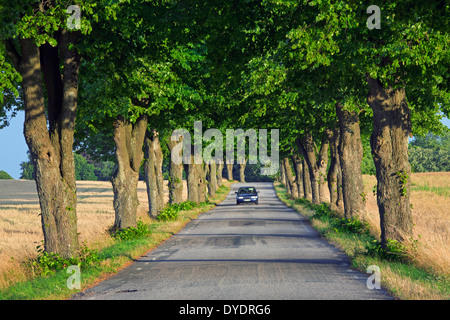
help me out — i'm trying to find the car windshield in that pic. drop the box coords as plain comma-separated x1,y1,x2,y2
238,187,257,194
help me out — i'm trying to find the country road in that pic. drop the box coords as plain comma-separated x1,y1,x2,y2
72,182,392,300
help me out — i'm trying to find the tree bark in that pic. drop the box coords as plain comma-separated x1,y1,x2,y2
111,115,147,231
144,129,164,218
167,135,184,204
326,126,344,214
206,161,217,197
197,163,206,202
226,163,234,181
336,103,366,219
238,158,247,183
290,153,304,199
317,135,329,202
280,160,286,185
184,153,199,203
18,34,80,258
367,77,413,246
302,158,312,200
296,134,320,204
283,157,298,199
216,160,223,188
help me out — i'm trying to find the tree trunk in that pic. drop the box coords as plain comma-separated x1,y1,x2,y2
317,135,329,203
280,160,286,185
302,158,312,200
111,115,147,231
184,154,199,203
18,35,80,258
336,103,366,219
144,129,164,218
283,157,298,199
326,126,344,214
226,163,234,181
197,163,206,202
167,135,184,204
216,160,223,188
206,161,217,197
238,158,247,183
296,134,320,204
367,77,413,246
290,153,304,199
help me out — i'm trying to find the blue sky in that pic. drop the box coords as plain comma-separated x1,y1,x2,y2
0,110,449,179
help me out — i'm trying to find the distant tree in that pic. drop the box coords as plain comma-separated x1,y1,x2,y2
0,170,13,179
74,153,97,181
19,151,35,180
409,131,450,172
410,131,450,151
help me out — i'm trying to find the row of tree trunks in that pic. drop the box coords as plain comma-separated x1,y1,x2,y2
295,132,328,204
282,157,298,199
287,86,413,248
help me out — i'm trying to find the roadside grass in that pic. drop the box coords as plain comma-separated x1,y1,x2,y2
274,182,449,300
0,181,232,300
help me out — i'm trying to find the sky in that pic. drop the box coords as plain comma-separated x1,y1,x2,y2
0,110,449,179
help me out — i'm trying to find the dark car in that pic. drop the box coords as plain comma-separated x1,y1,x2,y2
235,186,259,205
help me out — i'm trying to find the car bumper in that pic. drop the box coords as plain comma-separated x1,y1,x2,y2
236,198,258,204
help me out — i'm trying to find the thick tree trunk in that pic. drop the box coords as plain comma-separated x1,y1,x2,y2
290,153,304,199
326,127,344,214
226,163,234,181
367,77,413,246
144,129,164,218
19,36,80,258
111,115,147,231
283,157,298,199
336,103,366,219
167,134,184,204
296,134,320,204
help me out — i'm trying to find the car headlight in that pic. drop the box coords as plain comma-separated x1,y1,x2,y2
251,196,258,199
238,196,243,199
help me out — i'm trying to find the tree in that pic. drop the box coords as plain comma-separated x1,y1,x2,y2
0,170,13,179
1,0,96,257
265,0,449,247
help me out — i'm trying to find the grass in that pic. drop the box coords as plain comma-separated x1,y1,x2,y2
0,180,232,300
274,180,450,300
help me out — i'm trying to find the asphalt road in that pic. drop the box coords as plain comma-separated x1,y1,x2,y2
73,182,392,300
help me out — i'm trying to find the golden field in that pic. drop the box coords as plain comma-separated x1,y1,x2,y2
361,172,450,276
0,179,188,288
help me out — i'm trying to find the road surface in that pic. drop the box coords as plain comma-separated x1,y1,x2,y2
73,182,392,300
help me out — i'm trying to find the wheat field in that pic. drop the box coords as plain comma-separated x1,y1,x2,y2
0,179,188,288
362,172,450,276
